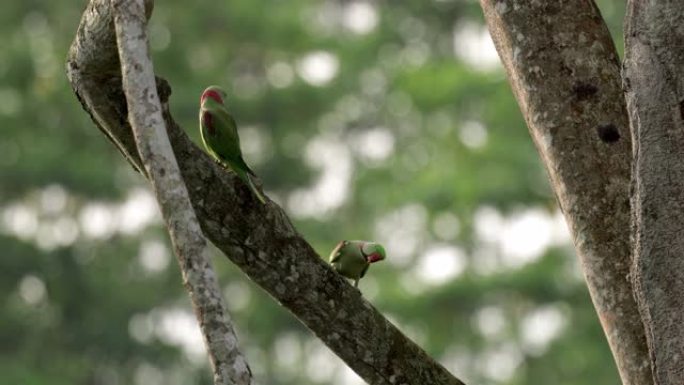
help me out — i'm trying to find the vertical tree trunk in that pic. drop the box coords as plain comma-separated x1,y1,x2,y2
111,0,252,383
624,1,684,384
479,1,652,384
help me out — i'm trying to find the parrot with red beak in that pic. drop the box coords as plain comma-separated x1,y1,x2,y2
329,241,386,287
199,85,265,204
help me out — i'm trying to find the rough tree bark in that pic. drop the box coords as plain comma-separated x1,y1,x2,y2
66,1,465,384
624,1,684,384
479,1,651,385
110,0,251,384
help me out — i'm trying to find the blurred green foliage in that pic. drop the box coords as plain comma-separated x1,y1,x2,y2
0,1,625,384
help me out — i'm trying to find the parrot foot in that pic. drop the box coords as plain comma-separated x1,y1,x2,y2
214,159,227,169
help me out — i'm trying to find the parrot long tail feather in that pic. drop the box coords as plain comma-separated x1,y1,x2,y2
246,174,266,204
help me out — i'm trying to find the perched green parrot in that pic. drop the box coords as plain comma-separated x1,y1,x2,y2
329,240,386,287
199,85,265,204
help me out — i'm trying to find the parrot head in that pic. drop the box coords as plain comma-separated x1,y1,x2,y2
200,85,228,105
362,242,386,263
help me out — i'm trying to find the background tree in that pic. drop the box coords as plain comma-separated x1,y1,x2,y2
481,1,684,384
2,1,633,384
479,1,648,384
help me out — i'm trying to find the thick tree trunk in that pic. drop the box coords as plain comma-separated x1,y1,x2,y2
479,1,652,384
66,1,466,384
624,1,684,384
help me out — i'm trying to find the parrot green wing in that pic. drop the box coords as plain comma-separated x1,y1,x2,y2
198,96,266,204
201,103,255,176
329,241,347,263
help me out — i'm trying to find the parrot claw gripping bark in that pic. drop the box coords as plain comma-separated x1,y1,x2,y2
199,85,266,204
329,241,386,287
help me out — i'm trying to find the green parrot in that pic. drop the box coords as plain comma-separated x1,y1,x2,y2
199,85,266,204
329,240,386,287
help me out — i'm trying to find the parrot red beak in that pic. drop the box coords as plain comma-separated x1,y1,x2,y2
368,253,383,263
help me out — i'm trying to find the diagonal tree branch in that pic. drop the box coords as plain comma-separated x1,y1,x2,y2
66,1,465,384
479,1,651,384
624,1,684,384
111,0,250,384
67,0,147,175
